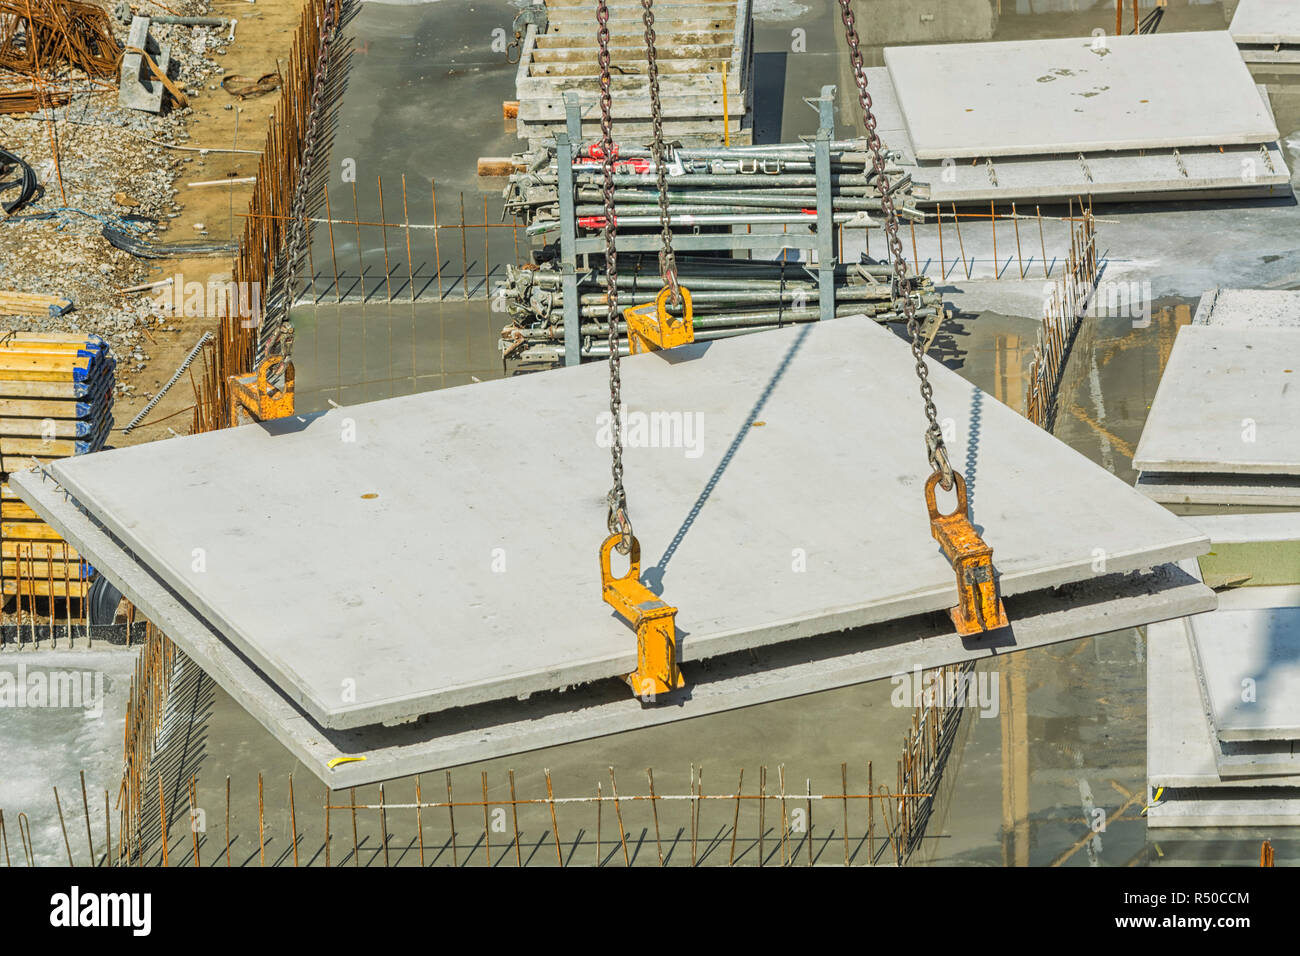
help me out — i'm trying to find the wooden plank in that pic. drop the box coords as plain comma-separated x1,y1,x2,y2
545,4,735,19
0,417,99,438
531,58,726,77
0,396,103,419
0,332,104,346
0,356,95,383
518,91,729,121
0,334,105,348
2,539,81,560
521,116,746,139
2,558,87,578
3,454,70,471
2,520,66,540
1,578,90,597
0,373,107,400
0,291,72,317
531,44,732,63
536,32,734,49
544,0,735,8
518,73,729,96
2,499,38,519
477,157,528,177
542,16,733,33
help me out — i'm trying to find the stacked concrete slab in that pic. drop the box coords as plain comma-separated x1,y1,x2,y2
514,0,753,149
1147,514,1300,829
1135,289,1300,507
1230,0,1300,64
12,319,1214,786
868,32,1290,204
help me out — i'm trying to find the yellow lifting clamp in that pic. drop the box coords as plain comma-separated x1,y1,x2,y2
229,356,295,426
599,533,686,699
925,472,1009,637
624,286,694,355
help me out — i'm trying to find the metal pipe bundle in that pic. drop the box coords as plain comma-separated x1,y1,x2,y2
503,138,923,232
499,253,943,365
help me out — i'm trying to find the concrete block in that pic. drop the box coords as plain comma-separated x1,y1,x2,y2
118,16,171,114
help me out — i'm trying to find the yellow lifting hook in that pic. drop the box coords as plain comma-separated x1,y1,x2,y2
228,356,295,425
599,533,686,698
624,285,694,354
925,472,1009,637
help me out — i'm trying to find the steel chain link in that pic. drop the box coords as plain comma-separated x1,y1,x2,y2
641,0,679,302
838,0,954,490
597,0,633,552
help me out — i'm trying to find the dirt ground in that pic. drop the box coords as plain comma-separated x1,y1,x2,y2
0,0,306,448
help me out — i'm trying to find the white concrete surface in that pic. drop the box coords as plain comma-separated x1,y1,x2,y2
1191,605,1300,742
13,320,1208,731
1133,326,1300,476
1146,791,1300,828
1231,0,1300,45
863,68,1290,204
1185,511,1300,543
1147,617,1299,788
1193,288,1300,328
1135,473,1300,508
884,33,1279,161
16,461,1214,788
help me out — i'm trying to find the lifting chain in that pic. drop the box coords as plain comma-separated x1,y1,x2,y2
837,0,953,491
641,0,679,303
596,0,632,554
838,0,1007,637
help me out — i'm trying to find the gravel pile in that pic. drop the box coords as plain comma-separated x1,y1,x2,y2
0,0,232,399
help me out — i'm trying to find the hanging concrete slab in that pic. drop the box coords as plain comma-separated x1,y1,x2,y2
885,33,1278,160
11,319,1211,733
1134,325,1300,506
16,464,1213,788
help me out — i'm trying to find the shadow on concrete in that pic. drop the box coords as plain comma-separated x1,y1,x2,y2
642,323,811,598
